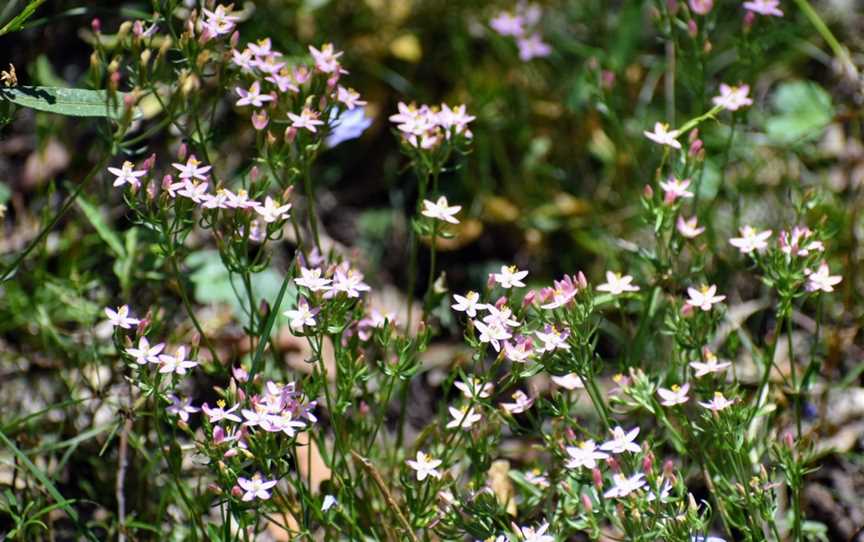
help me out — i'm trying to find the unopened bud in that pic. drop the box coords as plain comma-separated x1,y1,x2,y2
230,31,239,48
784,432,795,449
643,184,654,199
231,485,243,498
117,21,133,42
687,19,698,38
522,289,537,307
207,483,222,495
284,126,297,144
177,143,188,162
642,452,654,474
251,110,269,131
689,139,703,157
581,493,593,512
606,456,620,473
592,468,603,490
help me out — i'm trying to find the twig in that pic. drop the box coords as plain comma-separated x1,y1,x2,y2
350,450,420,542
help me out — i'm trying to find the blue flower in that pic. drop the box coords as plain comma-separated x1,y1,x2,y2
326,107,373,148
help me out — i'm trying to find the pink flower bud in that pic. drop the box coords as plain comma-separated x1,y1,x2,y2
667,0,679,15
642,452,654,474
663,459,675,479
576,271,588,289
681,303,694,317
581,493,593,512
494,296,508,309
487,273,497,290
743,11,755,31
249,166,260,183
284,126,297,144
689,0,713,14
230,31,239,48
643,184,654,199
565,427,577,441
232,366,248,383
689,139,703,157
231,485,243,498
522,289,537,307
688,19,698,38
784,432,795,449
601,70,616,90
91,18,101,33
236,388,246,402
177,143,188,162
592,468,604,490
606,456,620,473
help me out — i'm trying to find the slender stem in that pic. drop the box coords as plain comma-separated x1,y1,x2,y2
302,160,321,251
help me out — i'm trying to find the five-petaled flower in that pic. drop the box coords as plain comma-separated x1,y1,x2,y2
237,473,278,501
805,262,842,293
452,291,482,317
105,305,140,329
406,451,443,481
422,196,461,224
658,383,690,406
596,272,640,295
730,226,772,254
235,81,274,108
713,83,753,111
600,426,641,454
644,122,681,149
107,161,147,188
493,265,529,289
685,284,726,311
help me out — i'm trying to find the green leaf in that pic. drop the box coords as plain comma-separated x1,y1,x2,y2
75,194,125,258
765,81,834,145
0,0,46,36
0,86,129,119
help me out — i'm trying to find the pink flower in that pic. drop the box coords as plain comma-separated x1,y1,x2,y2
105,305,140,329
657,383,690,406
712,83,753,111
235,81,274,108
730,226,771,254
699,392,737,412
288,107,325,133
689,0,714,14
308,43,344,74
166,394,199,422
126,337,164,364
600,426,641,455
676,216,705,238
201,5,238,36
805,262,842,293
743,0,783,17
336,86,367,110
517,34,552,61
659,177,694,203
107,161,147,188
643,122,681,149
237,474,278,501
490,12,525,36
171,155,211,181
501,390,534,414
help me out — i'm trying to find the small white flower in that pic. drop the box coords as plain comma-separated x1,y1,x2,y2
166,394,199,422
743,0,783,17
729,226,772,254
237,474,277,501
201,4,238,36
685,284,725,311
125,336,164,364
534,324,570,353
600,426,641,455
676,216,705,239
517,522,554,542
158,346,198,375
689,349,732,378
644,122,681,149
473,319,512,352
659,177,694,202
699,392,736,412
421,196,461,224
805,262,842,293
107,161,147,188
501,390,534,414
295,267,332,292
565,440,609,470
202,401,242,423
493,265,529,289
283,298,317,331
254,196,292,223
235,81,274,108
105,305,140,329
603,472,647,498
657,383,690,406
328,265,370,298
452,291,481,317
406,451,443,481
322,494,338,512
712,83,753,111
454,378,493,400
551,373,584,390
288,107,324,133
171,156,211,181
446,406,482,430
596,272,639,295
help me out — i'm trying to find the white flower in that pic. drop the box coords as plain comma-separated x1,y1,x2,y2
125,337,164,365
730,226,772,254
421,196,461,224
406,451,443,481
712,83,753,111
690,349,732,378
337,86,366,110
603,473,647,498
493,265,529,289
166,394,199,422
255,196,292,223
596,272,639,295
501,390,534,414
235,81,274,108
659,177,694,202
202,401,242,423
805,262,842,293
452,291,481,317
322,494,338,512
644,122,681,149
600,426,641,455
284,298,317,331
534,324,570,353
699,392,736,412
685,284,725,311
288,107,324,133
105,305,140,329
158,346,198,375
517,522,554,542
446,406,482,430
565,440,609,470
454,378,493,400
107,161,147,188
201,4,238,36
295,267,332,292
657,383,690,406
177,180,209,203
504,337,534,363
551,373,584,390
676,216,705,239
482,304,520,328
171,156,211,181
328,266,370,298
237,474,278,501
473,319,512,352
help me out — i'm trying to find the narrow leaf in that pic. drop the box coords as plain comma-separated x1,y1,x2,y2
0,86,129,119
0,0,46,36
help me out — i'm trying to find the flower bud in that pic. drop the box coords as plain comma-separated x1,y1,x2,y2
642,451,654,474
606,456,620,473
689,138,703,157
252,110,269,131
91,18,102,33
207,483,222,495
230,31,239,48
233,365,248,383
487,273,496,290
522,289,537,307
592,468,604,490
643,184,654,199
687,19,698,38
743,11,755,31
177,143,188,162
117,21,133,43
784,432,795,449
581,493,593,512
689,0,713,14
666,0,678,15
231,485,243,498
284,126,297,144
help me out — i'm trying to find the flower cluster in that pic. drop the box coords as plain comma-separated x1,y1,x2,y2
489,2,552,61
